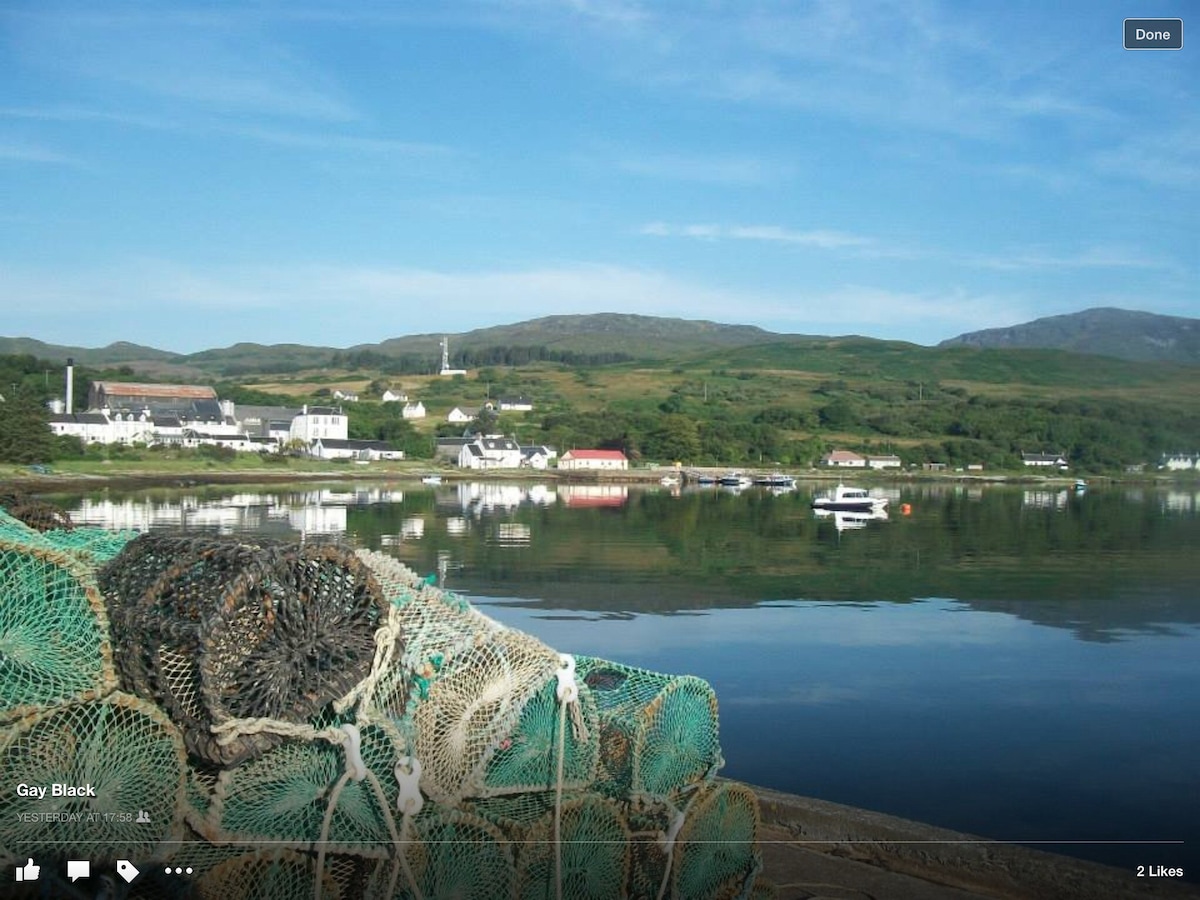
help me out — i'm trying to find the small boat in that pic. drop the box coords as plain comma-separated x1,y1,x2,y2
811,484,889,512
1074,479,1088,491
718,472,753,488
693,474,717,486
660,475,681,487
421,475,442,486
754,472,796,488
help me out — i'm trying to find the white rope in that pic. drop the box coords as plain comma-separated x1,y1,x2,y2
553,653,581,900
655,787,701,900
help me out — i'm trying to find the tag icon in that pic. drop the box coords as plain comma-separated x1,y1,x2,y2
115,860,139,884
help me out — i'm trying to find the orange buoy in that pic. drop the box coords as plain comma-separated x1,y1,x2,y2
900,503,912,516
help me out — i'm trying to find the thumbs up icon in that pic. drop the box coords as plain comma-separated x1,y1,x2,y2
15,858,39,881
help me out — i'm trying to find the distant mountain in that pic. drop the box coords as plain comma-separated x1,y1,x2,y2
0,337,181,366
363,313,780,359
939,308,1200,365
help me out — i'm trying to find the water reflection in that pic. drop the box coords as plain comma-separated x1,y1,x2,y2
813,507,890,532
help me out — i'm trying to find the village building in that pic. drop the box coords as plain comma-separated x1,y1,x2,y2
446,407,477,424
401,401,426,420
88,381,223,421
380,389,408,403
822,449,866,468
1022,451,1068,469
1160,453,1200,471
520,445,557,469
310,438,404,461
290,405,348,444
866,455,902,470
457,436,523,469
498,396,534,412
559,449,629,471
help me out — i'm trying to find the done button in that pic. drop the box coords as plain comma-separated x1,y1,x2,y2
1124,18,1183,50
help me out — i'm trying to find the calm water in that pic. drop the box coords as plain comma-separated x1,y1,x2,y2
58,480,1200,878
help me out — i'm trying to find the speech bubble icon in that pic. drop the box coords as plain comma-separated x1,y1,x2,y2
66,859,90,882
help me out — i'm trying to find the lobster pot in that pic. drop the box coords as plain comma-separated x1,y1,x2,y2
514,793,631,900
0,693,186,864
382,807,516,900
406,630,599,805
0,510,118,723
187,718,403,858
0,493,73,533
98,535,389,766
669,782,762,900
576,656,721,800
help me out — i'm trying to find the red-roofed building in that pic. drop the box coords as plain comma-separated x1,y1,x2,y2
559,449,629,471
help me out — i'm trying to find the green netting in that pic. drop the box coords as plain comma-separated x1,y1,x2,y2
187,716,405,857
40,525,140,565
577,655,722,800
0,692,186,865
99,535,390,765
513,793,631,900
670,782,761,900
0,509,117,723
387,806,516,900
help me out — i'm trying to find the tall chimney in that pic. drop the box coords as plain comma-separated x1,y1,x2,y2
65,358,74,415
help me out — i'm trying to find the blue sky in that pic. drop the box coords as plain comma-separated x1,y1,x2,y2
2,1,1196,353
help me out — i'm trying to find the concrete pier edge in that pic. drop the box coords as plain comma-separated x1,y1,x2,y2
746,783,1198,900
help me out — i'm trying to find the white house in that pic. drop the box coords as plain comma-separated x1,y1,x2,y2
447,407,477,424
1161,453,1200,471
180,429,257,452
290,405,348,444
822,450,866,468
559,449,629,471
310,438,404,461
1022,452,1068,469
401,401,426,420
520,445,556,469
457,436,523,469
381,390,408,404
866,455,902,470
332,390,359,402
47,413,112,444
498,396,533,412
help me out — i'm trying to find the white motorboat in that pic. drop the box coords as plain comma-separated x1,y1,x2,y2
811,484,889,512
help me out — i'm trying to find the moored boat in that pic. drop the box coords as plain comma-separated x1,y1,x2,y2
718,472,753,488
421,475,442,485
811,484,888,512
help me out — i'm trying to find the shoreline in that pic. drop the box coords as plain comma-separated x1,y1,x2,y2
3,462,1193,495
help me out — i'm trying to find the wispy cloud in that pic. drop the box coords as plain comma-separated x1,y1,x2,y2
10,8,357,122
0,139,81,166
640,221,875,250
965,246,1177,273
0,106,455,160
1092,128,1200,189
640,221,1177,274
